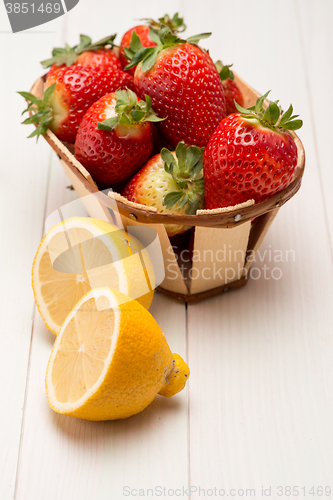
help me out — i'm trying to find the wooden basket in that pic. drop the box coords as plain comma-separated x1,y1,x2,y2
30,73,305,302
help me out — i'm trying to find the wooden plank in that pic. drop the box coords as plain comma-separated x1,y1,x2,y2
190,222,251,294
0,15,65,500
6,1,333,498
186,0,333,491
16,280,188,500
15,3,189,498
295,0,333,257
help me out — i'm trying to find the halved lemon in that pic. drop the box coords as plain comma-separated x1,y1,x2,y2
45,287,189,420
32,217,155,334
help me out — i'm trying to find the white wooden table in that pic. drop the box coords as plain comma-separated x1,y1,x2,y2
1,1,333,499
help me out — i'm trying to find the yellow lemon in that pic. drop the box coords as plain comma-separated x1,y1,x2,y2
45,287,189,420
32,217,155,335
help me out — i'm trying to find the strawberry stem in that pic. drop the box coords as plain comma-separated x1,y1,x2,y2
18,83,56,141
215,60,234,81
41,34,117,68
97,88,166,131
235,91,303,131
161,142,204,215
140,13,187,34
124,27,211,72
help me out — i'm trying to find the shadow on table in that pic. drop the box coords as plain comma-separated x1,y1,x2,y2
49,393,185,443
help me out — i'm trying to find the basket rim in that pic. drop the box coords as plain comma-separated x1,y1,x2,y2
31,73,305,229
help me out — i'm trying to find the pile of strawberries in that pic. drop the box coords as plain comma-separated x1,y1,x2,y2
20,13,302,237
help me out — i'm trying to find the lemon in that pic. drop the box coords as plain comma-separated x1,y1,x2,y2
45,287,189,420
32,217,155,335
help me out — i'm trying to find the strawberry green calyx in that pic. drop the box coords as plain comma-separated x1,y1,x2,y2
141,13,186,34
161,141,204,215
97,88,166,131
18,83,56,141
215,60,234,81
124,27,211,73
235,91,303,131
41,34,117,68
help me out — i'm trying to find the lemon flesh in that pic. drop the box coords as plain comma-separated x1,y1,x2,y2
46,288,189,420
32,217,155,334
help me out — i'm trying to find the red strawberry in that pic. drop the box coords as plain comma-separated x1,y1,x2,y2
20,34,133,143
119,26,156,76
122,142,204,236
126,28,226,149
215,61,244,115
40,34,119,70
203,92,303,209
19,67,134,143
151,126,171,156
44,66,134,142
75,89,165,185
119,13,186,76
45,49,122,80
75,49,121,70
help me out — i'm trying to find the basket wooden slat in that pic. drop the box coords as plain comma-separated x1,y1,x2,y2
190,219,253,295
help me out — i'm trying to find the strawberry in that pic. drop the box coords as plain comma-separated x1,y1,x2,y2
119,26,156,76
125,28,226,148
45,66,134,143
122,142,204,236
119,13,186,75
203,92,303,209
19,34,135,143
74,89,164,185
18,34,132,143
151,126,171,156
19,67,134,143
215,61,244,115
40,34,120,70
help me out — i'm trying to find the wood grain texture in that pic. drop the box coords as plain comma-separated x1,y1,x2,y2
13,2,188,499
15,151,189,500
0,13,64,500
186,0,333,493
16,296,188,500
295,0,333,260
1,0,333,499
